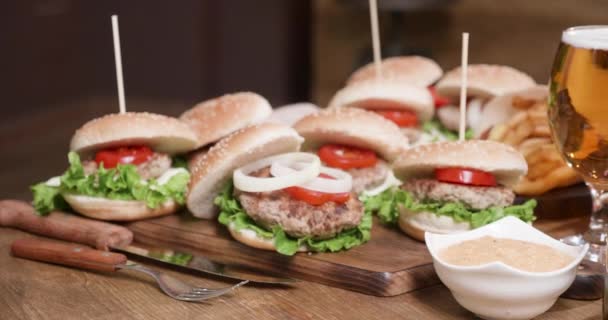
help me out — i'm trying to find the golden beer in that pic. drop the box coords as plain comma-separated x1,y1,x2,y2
549,26,608,189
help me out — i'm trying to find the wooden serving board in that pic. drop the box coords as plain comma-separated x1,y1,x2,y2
126,184,591,297
127,214,439,297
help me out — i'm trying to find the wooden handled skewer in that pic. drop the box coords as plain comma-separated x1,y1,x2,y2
111,15,127,114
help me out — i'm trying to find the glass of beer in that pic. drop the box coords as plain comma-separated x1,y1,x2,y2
548,25,608,264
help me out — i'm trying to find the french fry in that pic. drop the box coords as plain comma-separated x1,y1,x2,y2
527,160,561,181
531,125,551,137
514,166,582,196
518,138,552,157
511,96,537,109
488,124,508,141
503,117,534,146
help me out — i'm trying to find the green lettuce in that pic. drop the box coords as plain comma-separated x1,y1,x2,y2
362,188,536,229
31,152,190,216
422,120,474,141
216,183,372,256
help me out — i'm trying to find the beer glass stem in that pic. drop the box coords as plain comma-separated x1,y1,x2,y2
584,182,608,263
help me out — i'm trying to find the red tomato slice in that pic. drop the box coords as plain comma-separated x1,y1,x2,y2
318,144,377,170
95,146,153,168
435,167,497,187
284,173,350,206
374,109,418,127
428,86,450,108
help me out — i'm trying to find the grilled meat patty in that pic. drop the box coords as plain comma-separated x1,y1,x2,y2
346,160,389,193
401,178,515,210
235,168,364,239
82,152,172,180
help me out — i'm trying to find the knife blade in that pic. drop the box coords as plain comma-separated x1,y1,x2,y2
114,243,295,284
0,200,295,284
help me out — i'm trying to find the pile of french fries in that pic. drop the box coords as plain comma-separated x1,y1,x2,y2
487,96,581,195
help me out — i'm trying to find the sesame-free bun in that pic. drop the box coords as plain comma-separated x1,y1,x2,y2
327,79,434,122
70,112,198,156
393,140,527,187
398,209,472,242
293,108,409,162
180,92,273,148
475,85,548,138
227,223,308,252
62,194,177,221
187,123,303,219
347,56,443,87
436,64,536,99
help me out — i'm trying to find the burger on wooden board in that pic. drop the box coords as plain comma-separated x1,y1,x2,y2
363,140,537,241
186,123,371,255
293,108,406,195
31,112,199,221
434,64,536,136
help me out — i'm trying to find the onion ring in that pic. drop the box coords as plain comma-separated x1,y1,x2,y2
233,153,320,192
271,162,352,193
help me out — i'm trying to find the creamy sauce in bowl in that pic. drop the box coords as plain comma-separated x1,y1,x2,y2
439,236,574,272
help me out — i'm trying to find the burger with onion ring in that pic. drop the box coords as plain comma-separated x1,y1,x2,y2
186,123,371,255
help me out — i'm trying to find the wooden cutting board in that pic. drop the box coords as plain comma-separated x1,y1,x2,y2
127,213,439,297
126,184,591,297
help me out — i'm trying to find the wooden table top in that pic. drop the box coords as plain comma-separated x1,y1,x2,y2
0,98,601,319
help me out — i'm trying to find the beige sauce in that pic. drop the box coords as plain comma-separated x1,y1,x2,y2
439,236,573,272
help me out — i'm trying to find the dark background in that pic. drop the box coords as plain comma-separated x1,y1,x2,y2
2,0,311,120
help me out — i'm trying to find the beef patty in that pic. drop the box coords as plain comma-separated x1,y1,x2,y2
401,178,515,210
235,168,364,239
346,160,389,193
83,152,172,180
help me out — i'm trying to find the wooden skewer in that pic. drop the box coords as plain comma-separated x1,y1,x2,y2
368,0,382,81
459,32,470,141
111,15,126,114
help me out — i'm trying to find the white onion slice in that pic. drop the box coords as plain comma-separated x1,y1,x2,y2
271,162,352,194
362,170,402,196
233,153,320,192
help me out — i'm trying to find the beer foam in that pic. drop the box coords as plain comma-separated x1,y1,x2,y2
562,25,608,49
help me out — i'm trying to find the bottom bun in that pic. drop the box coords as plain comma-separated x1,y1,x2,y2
63,194,178,221
227,223,308,252
398,208,471,242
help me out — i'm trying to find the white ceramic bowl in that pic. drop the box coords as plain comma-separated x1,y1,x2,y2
425,216,588,320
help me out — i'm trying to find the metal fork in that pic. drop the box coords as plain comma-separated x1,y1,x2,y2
121,263,248,301
10,238,247,302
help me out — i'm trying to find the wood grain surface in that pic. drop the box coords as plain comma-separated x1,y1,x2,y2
128,213,439,297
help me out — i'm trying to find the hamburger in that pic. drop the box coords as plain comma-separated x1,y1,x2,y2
179,92,273,149
265,102,320,127
346,55,443,87
327,78,434,144
31,112,199,221
434,64,536,135
293,108,407,195
186,123,371,255
363,140,536,241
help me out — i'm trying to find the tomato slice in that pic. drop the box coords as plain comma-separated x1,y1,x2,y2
428,86,450,108
94,146,153,168
284,174,350,206
318,144,377,170
374,109,418,127
435,167,497,187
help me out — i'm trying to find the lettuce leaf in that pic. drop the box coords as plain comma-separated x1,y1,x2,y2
422,120,474,141
216,183,372,256
31,152,190,216
362,188,536,228
31,183,69,214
